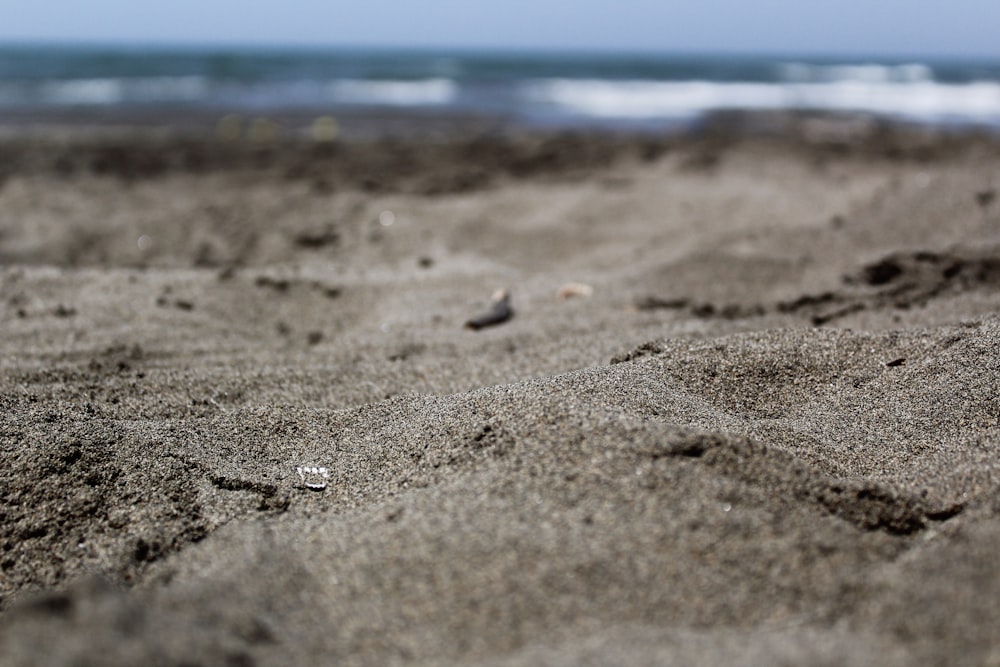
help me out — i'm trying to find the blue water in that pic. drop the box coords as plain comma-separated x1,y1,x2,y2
2,43,1000,128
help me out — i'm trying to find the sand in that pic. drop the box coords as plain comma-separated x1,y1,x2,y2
1,121,1000,666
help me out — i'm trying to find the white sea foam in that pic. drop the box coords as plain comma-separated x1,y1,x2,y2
33,76,208,106
39,78,124,105
525,80,785,118
328,78,457,106
793,80,1000,118
524,78,1000,123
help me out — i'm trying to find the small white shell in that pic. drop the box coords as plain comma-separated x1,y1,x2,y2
296,466,329,491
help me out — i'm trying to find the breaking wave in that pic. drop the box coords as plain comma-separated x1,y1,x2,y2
523,78,1000,123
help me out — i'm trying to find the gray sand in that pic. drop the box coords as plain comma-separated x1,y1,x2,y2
2,132,999,665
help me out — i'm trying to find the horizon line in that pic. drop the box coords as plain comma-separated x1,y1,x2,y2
2,37,999,63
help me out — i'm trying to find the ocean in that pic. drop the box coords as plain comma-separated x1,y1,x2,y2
2,43,1000,131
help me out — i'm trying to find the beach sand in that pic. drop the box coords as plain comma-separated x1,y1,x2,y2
2,122,999,665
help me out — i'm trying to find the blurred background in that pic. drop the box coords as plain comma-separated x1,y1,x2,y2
1,0,999,136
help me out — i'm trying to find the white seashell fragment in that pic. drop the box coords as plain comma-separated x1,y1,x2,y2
556,282,594,300
296,466,329,491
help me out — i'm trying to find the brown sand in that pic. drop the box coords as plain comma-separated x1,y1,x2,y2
2,124,1000,665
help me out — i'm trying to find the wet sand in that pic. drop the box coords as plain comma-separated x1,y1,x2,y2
2,121,1000,665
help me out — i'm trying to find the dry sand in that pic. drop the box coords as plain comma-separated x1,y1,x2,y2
1,124,1000,665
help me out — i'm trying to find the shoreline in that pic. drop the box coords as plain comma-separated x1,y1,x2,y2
4,104,999,139
3,110,998,197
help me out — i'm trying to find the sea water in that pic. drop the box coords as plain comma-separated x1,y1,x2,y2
2,43,999,129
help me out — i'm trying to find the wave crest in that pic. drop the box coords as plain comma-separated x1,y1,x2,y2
524,78,1000,123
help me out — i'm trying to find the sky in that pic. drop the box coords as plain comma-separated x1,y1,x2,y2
2,0,1000,58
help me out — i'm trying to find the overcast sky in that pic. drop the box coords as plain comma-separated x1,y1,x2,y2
2,0,999,58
